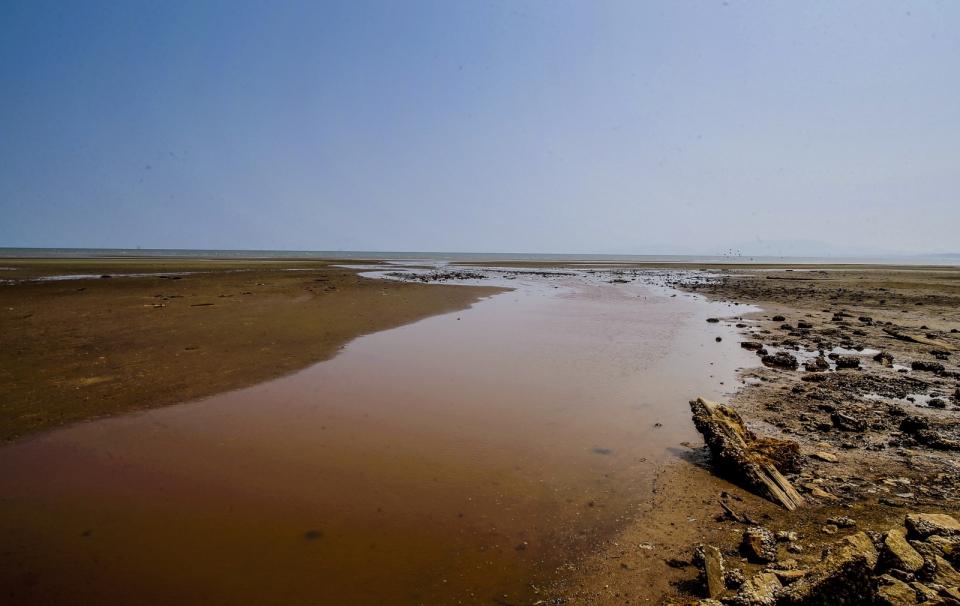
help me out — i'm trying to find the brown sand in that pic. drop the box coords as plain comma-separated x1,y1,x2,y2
0,259,505,442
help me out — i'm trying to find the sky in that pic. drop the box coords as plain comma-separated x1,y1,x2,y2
1,1,958,255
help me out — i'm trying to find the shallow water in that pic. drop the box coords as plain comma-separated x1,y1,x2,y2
0,271,758,605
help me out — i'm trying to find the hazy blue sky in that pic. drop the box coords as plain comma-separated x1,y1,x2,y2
2,1,958,254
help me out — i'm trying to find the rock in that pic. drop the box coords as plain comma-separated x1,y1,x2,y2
828,517,858,529
772,569,808,584
695,544,726,599
876,574,918,605
875,352,895,366
797,321,813,329
859,316,874,324
823,525,839,535
716,337,723,342
812,451,839,463
707,318,721,323
912,361,946,373
777,531,800,542
762,352,799,369
836,356,862,369
810,487,840,501
883,528,925,573
934,555,960,587
741,341,764,350
787,543,804,554
690,398,805,510
899,416,930,434
929,398,947,409
773,315,786,322
732,572,781,606
741,527,778,562
906,514,960,539
928,535,960,558
777,532,878,606
832,412,867,432
910,582,940,603
781,323,795,330
698,600,724,606
725,567,746,589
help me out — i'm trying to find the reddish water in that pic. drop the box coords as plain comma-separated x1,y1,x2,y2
0,272,757,605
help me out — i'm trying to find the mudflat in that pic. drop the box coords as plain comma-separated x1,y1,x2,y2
0,259,505,442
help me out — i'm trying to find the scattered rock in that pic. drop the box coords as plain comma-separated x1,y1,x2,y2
911,360,946,373
725,567,746,589
827,517,858,529
777,532,878,606
741,341,764,350
762,352,799,369
822,525,839,535
694,544,726,599
933,555,960,587
875,574,919,606
882,528,924,573
776,531,799,542
811,452,839,463
905,514,960,539
835,356,861,369
707,318,720,323
831,412,867,432
773,315,786,322
732,572,781,606
873,351,893,366
741,527,778,563
810,487,840,501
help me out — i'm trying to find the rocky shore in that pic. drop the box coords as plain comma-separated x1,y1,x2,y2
664,267,960,605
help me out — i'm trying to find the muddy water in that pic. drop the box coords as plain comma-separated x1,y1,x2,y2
0,272,758,605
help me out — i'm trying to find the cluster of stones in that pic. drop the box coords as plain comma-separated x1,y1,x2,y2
687,513,960,606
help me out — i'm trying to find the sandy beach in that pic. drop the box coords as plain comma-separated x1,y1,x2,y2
2,259,959,605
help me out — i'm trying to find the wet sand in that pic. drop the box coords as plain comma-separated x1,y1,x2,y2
0,259,504,442
0,266,754,605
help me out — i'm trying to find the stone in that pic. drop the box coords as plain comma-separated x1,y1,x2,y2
928,535,960,558
910,582,940,603
741,341,764,350
776,531,799,542
876,574,919,605
725,567,746,589
934,555,960,587
696,544,726,599
883,528,925,573
810,487,840,501
741,527,778,563
906,514,960,539
828,517,858,529
698,600,724,606
773,315,786,322
762,351,799,369
836,355,861,369
812,451,839,463
912,361,946,373
732,572,781,606
772,569,809,584
823,525,839,535
777,532,878,605
707,318,721,323
832,412,868,432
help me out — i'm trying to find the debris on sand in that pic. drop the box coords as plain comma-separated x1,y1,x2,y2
690,398,805,510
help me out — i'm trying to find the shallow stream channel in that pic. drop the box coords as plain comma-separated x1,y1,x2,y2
0,267,761,605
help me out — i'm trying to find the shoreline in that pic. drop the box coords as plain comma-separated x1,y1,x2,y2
3,259,959,604
546,265,960,605
0,259,506,443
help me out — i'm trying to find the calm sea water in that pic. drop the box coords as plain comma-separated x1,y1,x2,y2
1,247,959,266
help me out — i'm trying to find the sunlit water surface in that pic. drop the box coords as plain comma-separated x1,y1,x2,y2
0,270,758,605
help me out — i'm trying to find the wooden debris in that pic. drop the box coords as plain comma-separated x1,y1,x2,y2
882,328,958,351
690,397,805,510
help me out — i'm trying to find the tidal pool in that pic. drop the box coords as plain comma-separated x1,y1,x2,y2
0,270,758,605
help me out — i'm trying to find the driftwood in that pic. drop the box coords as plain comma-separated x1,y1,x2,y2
883,328,958,351
690,397,805,510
